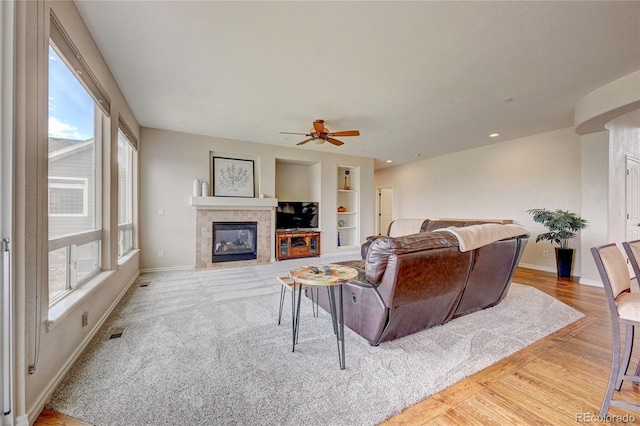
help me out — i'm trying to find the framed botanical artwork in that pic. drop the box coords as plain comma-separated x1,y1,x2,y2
211,156,255,198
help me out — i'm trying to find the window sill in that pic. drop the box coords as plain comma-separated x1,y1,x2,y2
47,250,139,331
47,270,114,331
118,248,139,267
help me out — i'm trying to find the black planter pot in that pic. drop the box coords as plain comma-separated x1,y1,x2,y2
555,248,574,278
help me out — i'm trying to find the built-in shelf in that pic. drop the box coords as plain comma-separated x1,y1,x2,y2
337,166,359,248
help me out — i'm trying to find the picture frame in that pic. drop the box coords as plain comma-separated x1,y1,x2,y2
211,156,255,198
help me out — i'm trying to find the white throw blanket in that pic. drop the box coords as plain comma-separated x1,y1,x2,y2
443,223,530,252
387,218,426,237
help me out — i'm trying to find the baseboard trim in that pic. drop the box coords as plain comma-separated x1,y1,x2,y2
579,277,603,287
14,414,28,426
139,265,195,273
26,271,140,424
518,262,557,274
519,263,598,285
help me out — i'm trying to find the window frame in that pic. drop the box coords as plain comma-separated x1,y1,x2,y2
117,129,134,258
47,39,104,305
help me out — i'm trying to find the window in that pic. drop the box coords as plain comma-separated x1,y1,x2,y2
118,130,134,257
48,43,102,303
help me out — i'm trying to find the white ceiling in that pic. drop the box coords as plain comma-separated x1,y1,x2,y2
74,1,640,169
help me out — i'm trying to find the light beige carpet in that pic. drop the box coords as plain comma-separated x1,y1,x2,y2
46,254,584,426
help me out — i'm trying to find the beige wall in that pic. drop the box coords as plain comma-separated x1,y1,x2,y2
275,162,316,201
139,127,374,270
374,127,584,273
13,1,140,422
579,131,609,285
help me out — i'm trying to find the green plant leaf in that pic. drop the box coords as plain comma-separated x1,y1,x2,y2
526,208,588,249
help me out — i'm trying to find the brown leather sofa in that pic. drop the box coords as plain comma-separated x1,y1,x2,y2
361,218,512,258
307,221,529,345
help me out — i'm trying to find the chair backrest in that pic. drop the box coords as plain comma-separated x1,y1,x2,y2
622,240,640,286
591,244,631,307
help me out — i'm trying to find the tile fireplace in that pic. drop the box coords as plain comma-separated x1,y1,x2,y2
192,196,277,269
212,222,257,263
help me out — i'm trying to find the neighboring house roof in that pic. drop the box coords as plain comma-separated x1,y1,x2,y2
49,138,94,162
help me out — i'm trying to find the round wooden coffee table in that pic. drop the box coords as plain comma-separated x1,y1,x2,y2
288,264,358,370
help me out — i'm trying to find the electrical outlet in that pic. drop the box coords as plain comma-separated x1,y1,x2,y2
543,250,549,258
158,208,164,216
82,311,89,327
158,250,164,258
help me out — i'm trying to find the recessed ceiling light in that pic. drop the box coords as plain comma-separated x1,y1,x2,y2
386,160,393,163
503,97,514,102
413,153,421,157
489,133,500,138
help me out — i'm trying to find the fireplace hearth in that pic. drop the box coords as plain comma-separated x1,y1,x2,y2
212,222,258,263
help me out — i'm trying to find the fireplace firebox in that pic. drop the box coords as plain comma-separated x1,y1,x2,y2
212,222,258,263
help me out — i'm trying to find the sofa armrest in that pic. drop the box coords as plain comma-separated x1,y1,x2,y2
365,231,459,284
361,235,382,259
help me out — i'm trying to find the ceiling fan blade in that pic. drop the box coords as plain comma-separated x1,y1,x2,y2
328,130,360,137
297,138,314,146
313,120,325,133
280,131,311,136
326,137,344,146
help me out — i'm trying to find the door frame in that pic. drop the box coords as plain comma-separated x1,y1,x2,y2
1,0,15,423
376,186,393,236
626,155,640,241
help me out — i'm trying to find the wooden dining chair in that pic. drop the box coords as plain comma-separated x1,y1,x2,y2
591,243,640,417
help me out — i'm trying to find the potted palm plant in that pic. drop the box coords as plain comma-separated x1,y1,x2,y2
527,208,588,278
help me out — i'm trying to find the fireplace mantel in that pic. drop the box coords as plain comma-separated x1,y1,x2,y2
190,196,278,210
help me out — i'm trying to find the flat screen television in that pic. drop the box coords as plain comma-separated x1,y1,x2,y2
276,201,319,230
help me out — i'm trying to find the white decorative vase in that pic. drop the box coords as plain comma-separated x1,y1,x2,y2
193,179,200,197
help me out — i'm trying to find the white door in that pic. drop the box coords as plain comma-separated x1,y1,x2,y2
626,156,640,241
377,187,393,235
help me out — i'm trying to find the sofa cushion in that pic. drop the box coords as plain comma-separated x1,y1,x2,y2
365,231,458,284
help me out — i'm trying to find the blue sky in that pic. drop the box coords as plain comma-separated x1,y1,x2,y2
48,46,94,140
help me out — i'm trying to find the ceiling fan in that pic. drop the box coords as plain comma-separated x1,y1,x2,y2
280,119,360,146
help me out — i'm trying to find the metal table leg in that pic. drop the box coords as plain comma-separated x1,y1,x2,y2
278,284,286,326
292,281,303,352
328,284,346,370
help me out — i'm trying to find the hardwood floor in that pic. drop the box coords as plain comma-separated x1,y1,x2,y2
35,268,639,426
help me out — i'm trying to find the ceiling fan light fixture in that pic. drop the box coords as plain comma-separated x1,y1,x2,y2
283,119,359,147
